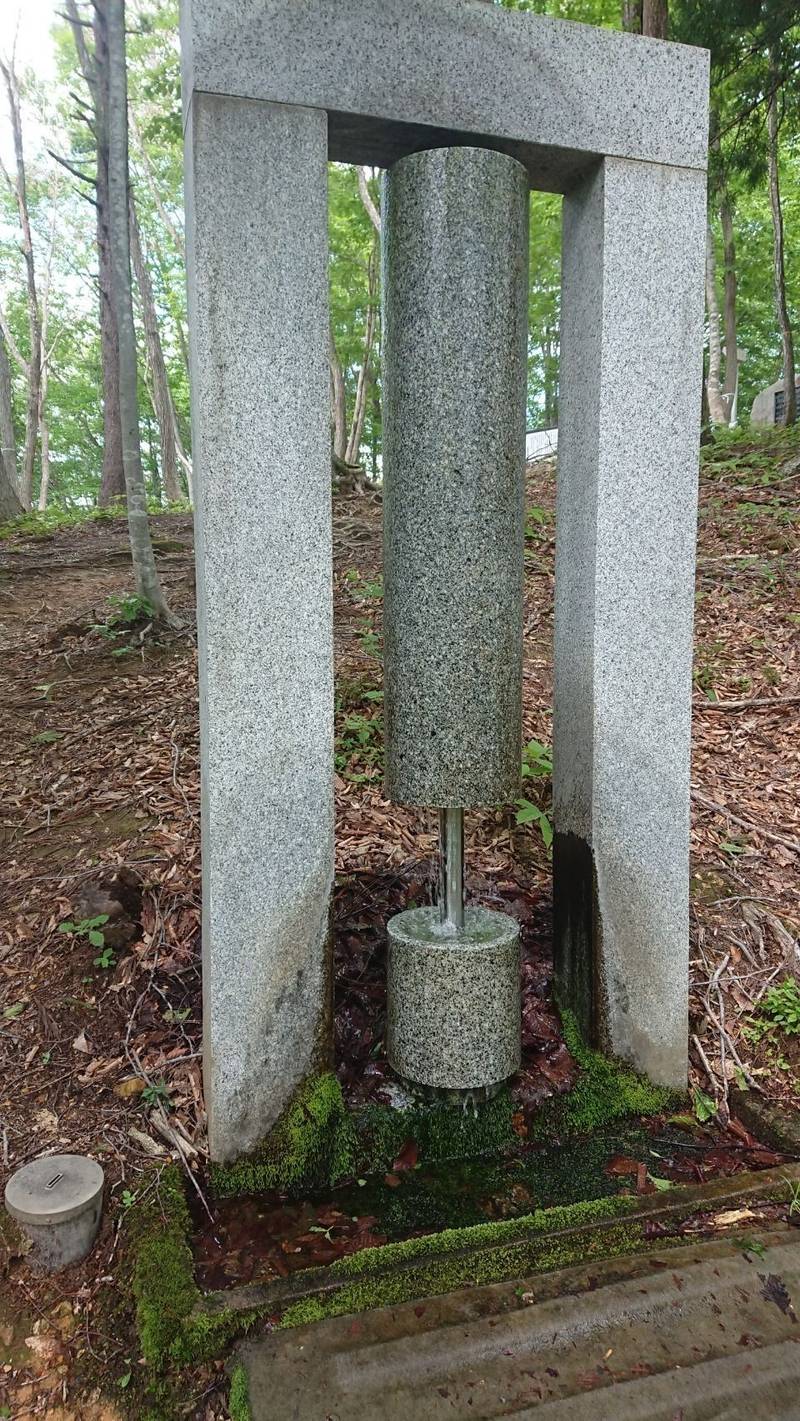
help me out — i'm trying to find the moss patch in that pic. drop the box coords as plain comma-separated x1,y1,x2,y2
211,1073,517,1199
211,1073,349,1197
128,1166,199,1369
228,1362,252,1421
129,1160,800,1376
531,1009,679,1139
278,1196,645,1327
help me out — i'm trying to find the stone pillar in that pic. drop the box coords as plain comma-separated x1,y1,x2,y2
184,94,333,1162
382,146,529,1094
554,155,706,1091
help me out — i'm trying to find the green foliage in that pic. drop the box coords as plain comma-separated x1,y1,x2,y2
142,1081,172,1109
515,739,554,849
692,1088,719,1123
748,977,800,1042
57,914,109,950
335,677,384,783
92,592,154,639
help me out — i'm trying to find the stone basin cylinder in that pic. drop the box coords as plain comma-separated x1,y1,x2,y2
382,145,528,1094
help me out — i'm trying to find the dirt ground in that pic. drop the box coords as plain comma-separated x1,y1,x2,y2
0,434,798,1416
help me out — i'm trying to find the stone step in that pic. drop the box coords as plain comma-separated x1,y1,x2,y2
239,1228,800,1419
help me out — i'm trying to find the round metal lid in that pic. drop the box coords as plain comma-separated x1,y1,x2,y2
5,1154,104,1227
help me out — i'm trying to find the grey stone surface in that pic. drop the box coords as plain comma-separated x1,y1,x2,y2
387,905,521,1091
553,155,707,1091
382,146,528,808
751,377,797,426
5,1154,104,1271
184,94,333,1163
180,0,710,191
239,1230,800,1419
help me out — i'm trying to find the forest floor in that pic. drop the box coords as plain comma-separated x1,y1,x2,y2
0,429,798,1417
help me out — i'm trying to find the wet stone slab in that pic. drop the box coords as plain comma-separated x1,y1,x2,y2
239,1228,800,1419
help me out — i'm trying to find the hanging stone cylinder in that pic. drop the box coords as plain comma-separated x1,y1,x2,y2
382,145,529,809
383,146,528,1095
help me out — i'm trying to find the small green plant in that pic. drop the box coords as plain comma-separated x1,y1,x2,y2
335,682,384,783
749,978,800,1041
692,1087,718,1123
163,1006,191,1024
58,914,109,949
785,1177,800,1217
515,739,553,850
733,1235,767,1260
93,592,154,641
93,945,117,970
525,505,550,540
357,619,382,658
142,1081,171,1109
121,1189,137,1210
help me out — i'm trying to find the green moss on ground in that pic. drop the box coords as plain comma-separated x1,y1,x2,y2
279,1195,644,1327
128,1166,199,1369
211,1073,350,1197
228,1362,252,1421
532,1010,679,1139
211,1073,517,1199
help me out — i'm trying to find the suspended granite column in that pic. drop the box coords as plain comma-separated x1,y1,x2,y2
382,145,529,1095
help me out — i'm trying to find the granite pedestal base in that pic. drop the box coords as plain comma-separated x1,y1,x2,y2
387,906,520,1093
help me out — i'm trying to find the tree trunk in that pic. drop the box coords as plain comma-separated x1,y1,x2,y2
705,224,727,426
356,167,381,234
106,0,172,619
0,326,18,508
642,0,668,38
623,1,642,31
129,193,184,502
767,57,796,427
93,1,127,504
37,204,57,511
1,57,41,509
329,327,347,462
345,241,379,467
719,191,738,421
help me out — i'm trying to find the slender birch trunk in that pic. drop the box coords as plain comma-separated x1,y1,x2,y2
767,56,796,427
129,192,184,502
705,224,727,427
329,327,347,462
345,241,379,467
1,57,41,508
719,193,738,422
0,326,20,514
106,0,172,620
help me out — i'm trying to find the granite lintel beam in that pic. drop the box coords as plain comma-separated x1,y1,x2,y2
180,0,709,192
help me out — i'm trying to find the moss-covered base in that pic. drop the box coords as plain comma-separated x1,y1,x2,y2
211,1009,679,1201
126,1160,800,1376
532,1010,678,1137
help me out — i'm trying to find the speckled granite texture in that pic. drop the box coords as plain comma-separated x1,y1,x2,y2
387,906,521,1091
180,0,709,191
185,95,333,1162
382,147,528,808
553,156,707,1091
